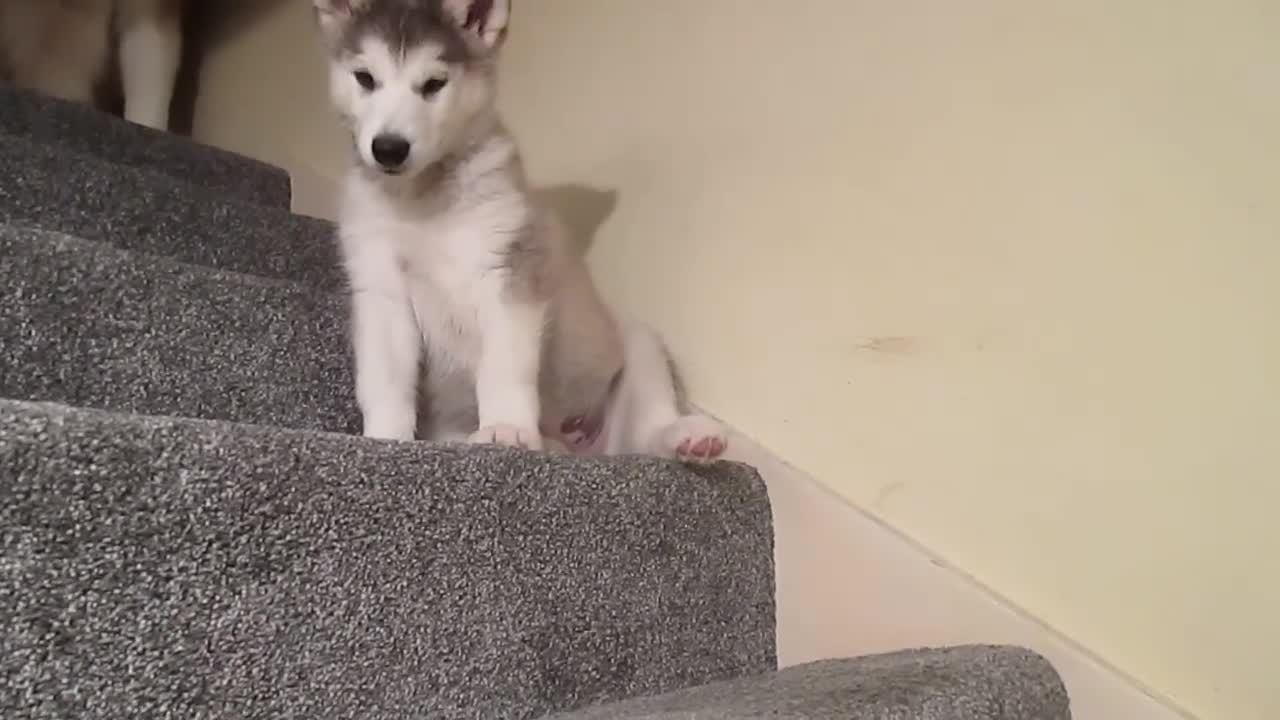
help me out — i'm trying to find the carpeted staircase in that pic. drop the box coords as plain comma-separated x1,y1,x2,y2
0,85,1072,719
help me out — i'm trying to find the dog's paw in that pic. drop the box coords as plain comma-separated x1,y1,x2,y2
660,414,728,464
470,424,544,451
362,411,417,442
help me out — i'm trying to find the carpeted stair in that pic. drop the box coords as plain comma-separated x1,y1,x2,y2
0,86,1072,719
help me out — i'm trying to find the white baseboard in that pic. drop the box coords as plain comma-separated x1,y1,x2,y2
714,419,1192,720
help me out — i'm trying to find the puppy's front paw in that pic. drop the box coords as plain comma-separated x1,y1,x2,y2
660,414,728,464
470,424,544,451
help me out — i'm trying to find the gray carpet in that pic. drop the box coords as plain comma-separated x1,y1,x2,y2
0,85,1072,718
0,84,291,210
0,226,357,433
1,399,775,719
551,648,1071,719
0,134,342,289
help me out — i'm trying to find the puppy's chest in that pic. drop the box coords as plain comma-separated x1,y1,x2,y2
391,218,497,366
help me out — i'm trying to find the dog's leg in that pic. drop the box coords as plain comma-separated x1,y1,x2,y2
13,2,111,106
471,298,545,450
117,0,182,130
612,318,728,463
351,285,422,442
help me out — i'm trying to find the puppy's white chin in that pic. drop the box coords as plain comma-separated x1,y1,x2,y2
358,162,409,181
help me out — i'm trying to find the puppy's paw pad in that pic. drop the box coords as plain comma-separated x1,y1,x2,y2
470,424,544,451
662,415,728,464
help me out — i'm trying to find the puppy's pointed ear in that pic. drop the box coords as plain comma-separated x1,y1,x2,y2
442,0,511,51
311,0,361,45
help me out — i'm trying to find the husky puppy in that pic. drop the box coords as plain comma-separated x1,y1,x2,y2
312,0,728,462
0,0,185,130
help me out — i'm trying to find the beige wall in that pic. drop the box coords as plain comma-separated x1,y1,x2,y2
193,2,1279,718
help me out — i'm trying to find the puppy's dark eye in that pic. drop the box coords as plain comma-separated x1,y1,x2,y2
353,70,377,90
418,76,448,97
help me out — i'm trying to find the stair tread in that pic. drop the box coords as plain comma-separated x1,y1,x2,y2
0,397,776,719
0,85,291,211
0,133,343,290
550,647,1070,719
0,225,355,432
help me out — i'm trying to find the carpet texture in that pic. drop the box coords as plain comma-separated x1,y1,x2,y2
0,85,1072,718
0,399,776,719
0,84,291,210
0,226,358,434
0,134,343,290
549,648,1071,719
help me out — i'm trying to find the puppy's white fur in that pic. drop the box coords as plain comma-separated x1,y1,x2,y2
315,0,727,463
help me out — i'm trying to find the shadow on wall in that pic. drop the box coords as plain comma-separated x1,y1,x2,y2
533,185,618,257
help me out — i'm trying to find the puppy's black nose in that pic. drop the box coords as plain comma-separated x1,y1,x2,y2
371,134,410,169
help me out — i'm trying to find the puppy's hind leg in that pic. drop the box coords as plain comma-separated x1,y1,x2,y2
611,317,727,463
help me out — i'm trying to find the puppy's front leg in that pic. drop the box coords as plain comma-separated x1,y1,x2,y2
351,286,421,441
471,297,545,450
